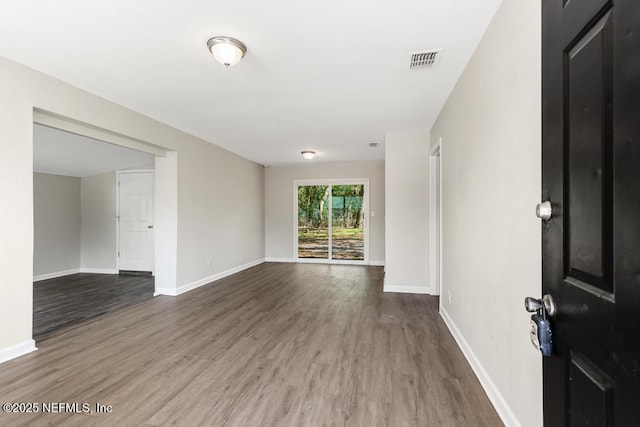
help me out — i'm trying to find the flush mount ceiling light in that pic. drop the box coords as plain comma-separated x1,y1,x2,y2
301,151,316,160
207,36,247,68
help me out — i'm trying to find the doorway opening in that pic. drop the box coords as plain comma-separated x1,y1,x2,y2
32,110,175,341
429,139,442,296
294,179,369,264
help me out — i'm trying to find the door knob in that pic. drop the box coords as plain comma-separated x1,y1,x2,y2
524,294,556,318
525,297,542,312
542,294,557,317
536,201,553,221
147,225,154,229
525,294,556,357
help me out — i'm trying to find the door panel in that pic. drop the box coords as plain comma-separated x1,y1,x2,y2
566,10,612,289
542,0,640,425
297,185,329,259
331,185,364,261
568,350,615,426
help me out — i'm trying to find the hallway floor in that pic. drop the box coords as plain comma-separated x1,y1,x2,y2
33,273,154,340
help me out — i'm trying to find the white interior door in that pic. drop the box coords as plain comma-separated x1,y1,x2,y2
118,172,154,272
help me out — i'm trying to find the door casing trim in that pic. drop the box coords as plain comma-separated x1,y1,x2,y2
429,137,443,297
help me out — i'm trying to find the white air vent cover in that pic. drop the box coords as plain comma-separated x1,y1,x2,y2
409,49,442,70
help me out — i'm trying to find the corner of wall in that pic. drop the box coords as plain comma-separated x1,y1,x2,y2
154,152,178,295
383,131,430,294
440,308,522,427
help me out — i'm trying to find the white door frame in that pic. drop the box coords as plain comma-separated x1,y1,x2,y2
429,138,442,296
293,179,370,265
116,169,155,274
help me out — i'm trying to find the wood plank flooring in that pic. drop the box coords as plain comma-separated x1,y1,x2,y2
33,273,155,340
2,263,502,426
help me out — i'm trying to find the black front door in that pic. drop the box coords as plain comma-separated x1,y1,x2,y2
542,0,640,425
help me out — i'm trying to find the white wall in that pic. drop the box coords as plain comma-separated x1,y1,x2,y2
265,161,385,263
80,171,117,272
176,143,264,288
384,131,429,293
33,173,81,278
429,0,542,425
0,55,265,359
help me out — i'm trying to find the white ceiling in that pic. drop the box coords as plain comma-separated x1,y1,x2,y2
34,124,155,177
0,0,503,165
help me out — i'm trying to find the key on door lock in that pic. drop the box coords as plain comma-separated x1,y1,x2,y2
524,295,556,356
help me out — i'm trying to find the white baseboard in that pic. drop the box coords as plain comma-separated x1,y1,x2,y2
370,260,385,266
440,307,520,427
383,278,430,294
0,340,37,364
34,267,119,282
33,268,81,282
158,258,265,297
383,285,430,294
80,268,118,275
154,289,172,297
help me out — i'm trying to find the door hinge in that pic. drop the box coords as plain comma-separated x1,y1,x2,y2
118,251,120,257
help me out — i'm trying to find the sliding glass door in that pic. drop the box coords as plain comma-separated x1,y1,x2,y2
296,181,368,264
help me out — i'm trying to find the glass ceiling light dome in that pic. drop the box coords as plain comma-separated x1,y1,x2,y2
301,151,316,160
207,36,247,68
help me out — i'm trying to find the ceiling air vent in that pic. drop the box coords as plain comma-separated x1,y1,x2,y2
409,49,442,70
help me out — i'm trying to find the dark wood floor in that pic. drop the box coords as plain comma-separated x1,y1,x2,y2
33,273,155,340
1,263,502,426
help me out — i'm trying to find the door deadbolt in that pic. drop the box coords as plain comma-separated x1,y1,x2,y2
536,201,552,221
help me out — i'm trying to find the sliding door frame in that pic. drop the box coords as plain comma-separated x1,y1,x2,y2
293,179,370,265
